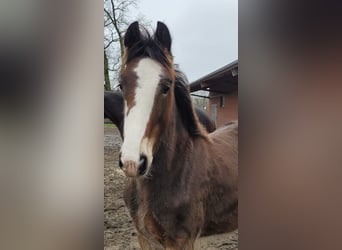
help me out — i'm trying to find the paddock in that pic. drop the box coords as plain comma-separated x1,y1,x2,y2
104,125,238,250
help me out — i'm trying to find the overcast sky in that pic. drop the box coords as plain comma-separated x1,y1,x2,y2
132,0,238,82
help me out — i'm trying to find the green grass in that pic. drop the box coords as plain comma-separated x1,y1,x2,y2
104,123,116,129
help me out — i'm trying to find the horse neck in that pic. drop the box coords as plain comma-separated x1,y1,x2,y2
153,99,192,171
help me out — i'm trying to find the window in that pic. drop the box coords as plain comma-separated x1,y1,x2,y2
211,104,217,125
220,96,225,108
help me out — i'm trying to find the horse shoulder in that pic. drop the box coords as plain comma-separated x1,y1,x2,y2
209,122,238,161
198,123,238,234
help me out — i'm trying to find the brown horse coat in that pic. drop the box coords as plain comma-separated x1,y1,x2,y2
120,21,238,249
124,122,238,246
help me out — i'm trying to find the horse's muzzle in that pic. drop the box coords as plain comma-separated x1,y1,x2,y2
119,154,147,177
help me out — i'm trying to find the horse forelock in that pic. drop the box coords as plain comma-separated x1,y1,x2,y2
122,28,174,77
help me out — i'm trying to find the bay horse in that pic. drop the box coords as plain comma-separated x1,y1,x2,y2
119,21,238,249
104,88,215,139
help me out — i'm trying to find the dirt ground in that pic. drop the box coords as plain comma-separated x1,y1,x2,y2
104,126,238,250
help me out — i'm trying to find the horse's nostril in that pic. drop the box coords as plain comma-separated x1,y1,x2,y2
119,152,123,168
138,154,147,176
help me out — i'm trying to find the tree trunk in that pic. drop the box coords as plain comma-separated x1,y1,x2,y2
104,49,111,91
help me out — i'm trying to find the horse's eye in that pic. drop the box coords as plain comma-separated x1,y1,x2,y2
161,85,170,94
118,84,122,90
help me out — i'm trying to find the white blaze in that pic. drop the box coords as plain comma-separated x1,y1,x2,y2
121,58,162,164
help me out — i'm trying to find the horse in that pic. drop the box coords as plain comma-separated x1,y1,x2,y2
118,21,238,249
104,89,215,139
104,90,124,138
194,107,216,133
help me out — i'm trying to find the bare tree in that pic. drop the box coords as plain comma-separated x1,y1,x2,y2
104,0,150,90
104,50,111,91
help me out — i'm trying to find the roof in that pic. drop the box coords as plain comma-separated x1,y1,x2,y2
189,60,238,93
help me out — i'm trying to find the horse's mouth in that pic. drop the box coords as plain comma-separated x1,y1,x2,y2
122,161,138,177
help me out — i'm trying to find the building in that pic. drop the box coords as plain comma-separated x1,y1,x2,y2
189,60,238,127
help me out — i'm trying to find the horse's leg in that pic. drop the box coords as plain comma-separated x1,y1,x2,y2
165,238,195,250
137,233,154,250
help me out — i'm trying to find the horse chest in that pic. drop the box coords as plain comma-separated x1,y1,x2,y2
136,202,164,244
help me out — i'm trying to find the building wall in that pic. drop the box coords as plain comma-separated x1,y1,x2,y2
208,91,238,127
191,96,209,111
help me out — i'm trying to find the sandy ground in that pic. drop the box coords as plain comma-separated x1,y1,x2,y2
104,126,238,250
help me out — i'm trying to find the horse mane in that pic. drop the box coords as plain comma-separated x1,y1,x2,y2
174,69,207,138
122,27,173,70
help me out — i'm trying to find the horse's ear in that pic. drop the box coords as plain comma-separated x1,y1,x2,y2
154,21,172,52
124,21,141,48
